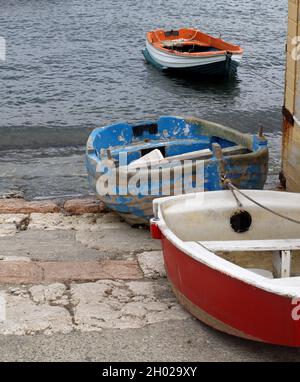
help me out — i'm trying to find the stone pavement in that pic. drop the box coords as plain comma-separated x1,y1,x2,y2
0,205,189,336
0,279,190,335
0,199,299,361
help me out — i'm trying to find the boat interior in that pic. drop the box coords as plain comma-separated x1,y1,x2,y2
160,191,300,279
147,28,244,55
89,117,253,168
163,42,221,54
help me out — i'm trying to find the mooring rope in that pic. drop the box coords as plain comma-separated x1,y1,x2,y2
246,68,283,89
242,56,283,89
153,29,198,44
222,177,300,225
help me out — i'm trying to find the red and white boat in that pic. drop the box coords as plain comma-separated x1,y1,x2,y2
150,190,300,347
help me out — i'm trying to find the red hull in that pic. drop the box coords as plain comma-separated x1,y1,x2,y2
161,235,300,347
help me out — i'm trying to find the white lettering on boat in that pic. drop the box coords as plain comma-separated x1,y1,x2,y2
291,297,300,321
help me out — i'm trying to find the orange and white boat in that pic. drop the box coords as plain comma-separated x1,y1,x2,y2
142,28,244,76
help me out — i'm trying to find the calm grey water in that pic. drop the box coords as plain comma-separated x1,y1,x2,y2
0,0,287,198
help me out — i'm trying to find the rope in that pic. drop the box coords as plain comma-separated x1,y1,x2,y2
222,178,300,225
242,57,283,89
154,29,198,44
185,29,198,42
228,184,243,208
246,68,283,89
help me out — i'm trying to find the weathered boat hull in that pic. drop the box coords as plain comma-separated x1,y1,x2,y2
151,190,300,347
87,154,268,225
86,116,268,225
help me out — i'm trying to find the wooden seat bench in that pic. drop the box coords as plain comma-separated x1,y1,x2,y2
197,239,300,253
195,239,300,279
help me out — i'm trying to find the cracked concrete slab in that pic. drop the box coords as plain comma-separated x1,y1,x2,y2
29,213,103,231
29,283,67,304
71,279,190,332
0,279,190,335
137,251,166,279
0,230,110,261
0,291,72,335
0,210,190,343
0,214,28,237
75,224,161,257
0,212,108,238
0,213,160,260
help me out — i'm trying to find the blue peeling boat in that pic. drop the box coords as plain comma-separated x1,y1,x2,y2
86,116,268,225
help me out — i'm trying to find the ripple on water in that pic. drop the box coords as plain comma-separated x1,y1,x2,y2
0,0,287,196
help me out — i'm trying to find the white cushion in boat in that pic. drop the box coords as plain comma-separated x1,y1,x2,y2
247,268,274,279
128,148,213,169
163,145,244,162
128,149,164,169
164,148,211,161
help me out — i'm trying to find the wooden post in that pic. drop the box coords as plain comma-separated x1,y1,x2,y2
272,250,291,278
282,0,300,191
212,143,226,181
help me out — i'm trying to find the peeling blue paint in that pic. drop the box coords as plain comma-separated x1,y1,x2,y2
86,116,269,224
